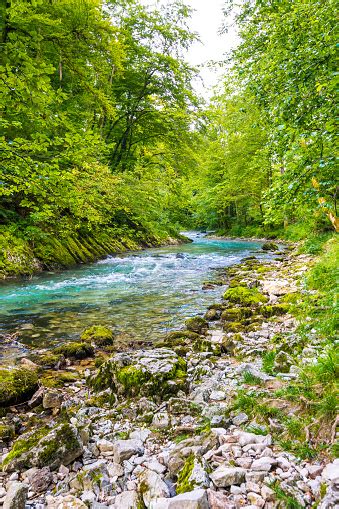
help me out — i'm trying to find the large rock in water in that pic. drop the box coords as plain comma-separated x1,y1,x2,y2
88,348,187,398
3,423,83,472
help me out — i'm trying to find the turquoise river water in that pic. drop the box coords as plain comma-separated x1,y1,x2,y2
0,233,267,363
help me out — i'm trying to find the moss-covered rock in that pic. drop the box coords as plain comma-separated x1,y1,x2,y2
54,342,94,360
165,331,200,342
223,286,268,306
81,325,114,347
193,338,221,355
39,370,79,388
221,307,253,321
0,229,41,278
0,368,38,407
221,334,244,355
229,279,247,288
260,304,290,318
204,308,220,321
88,348,187,399
222,321,245,333
2,423,83,472
262,242,279,251
0,423,15,441
185,316,208,334
29,352,65,370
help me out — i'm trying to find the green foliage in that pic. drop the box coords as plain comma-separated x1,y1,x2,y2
189,0,337,234
262,351,276,375
269,481,303,509
0,0,198,276
242,371,264,386
176,453,195,494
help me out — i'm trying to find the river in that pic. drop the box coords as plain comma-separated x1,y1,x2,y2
0,233,267,363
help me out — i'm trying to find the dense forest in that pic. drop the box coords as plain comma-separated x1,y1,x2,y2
0,0,337,276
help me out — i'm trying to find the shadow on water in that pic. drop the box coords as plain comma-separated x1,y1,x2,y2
0,232,266,362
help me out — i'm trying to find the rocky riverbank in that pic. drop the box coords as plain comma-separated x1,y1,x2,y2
0,244,337,508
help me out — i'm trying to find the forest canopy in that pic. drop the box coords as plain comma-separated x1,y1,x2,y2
0,0,337,275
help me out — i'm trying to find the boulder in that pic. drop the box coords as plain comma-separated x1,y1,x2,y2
25,466,52,492
3,482,28,509
261,242,279,251
89,348,187,398
210,466,246,488
0,368,38,407
273,351,294,373
42,390,63,409
112,439,144,463
3,423,83,472
81,325,114,347
185,317,208,334
139,468,170,507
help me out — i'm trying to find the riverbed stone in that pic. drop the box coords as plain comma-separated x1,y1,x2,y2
88,348,187,398
3,423,83,472
42,390,63,410
24,466,52,493
152,489,209,509
139,468,170,507
210,466,246,487
112,439,144,463
3,482,28,509
113,491,139,508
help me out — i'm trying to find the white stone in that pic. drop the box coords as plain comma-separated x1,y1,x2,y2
322,460,339,482
130,429,151,443
247,492,265,508
46,494,87,508
210,466,246,487
3,482,28,509
139,468,170,507
107,462,124,478
80,490,96,504
251,457,276,472
144,459,167,474
210,391,226,401
151,489,209,509
235,431,272,447
152,412,170,429
113,491,139,509
97,439,114,454
261,485,275,501
112,439,144,463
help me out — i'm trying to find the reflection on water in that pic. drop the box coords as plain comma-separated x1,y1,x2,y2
0,232,264,361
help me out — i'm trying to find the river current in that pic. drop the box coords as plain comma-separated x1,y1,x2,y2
0,232,266,363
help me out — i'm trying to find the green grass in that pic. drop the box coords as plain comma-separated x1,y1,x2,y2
242,371,264,386
269,480,304,508
262,351,276,375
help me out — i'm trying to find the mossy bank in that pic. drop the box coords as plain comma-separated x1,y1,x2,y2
0,226,189,279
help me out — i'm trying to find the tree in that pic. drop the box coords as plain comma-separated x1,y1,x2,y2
223,0,337,229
